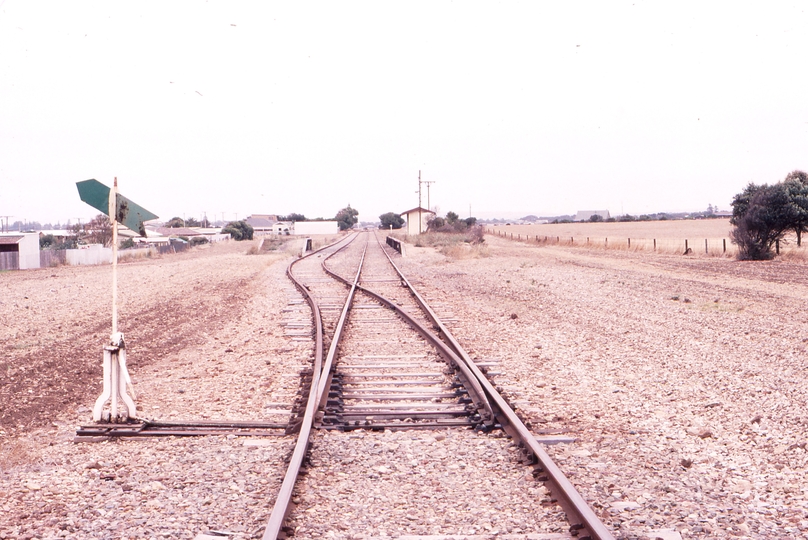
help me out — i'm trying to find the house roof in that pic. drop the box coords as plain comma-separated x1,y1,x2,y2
400,207,435,216
153,227,203,237
245,217,279,228
0,235,24,245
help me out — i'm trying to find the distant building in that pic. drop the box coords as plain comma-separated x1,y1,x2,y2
244,215,280,234
575,210,611,222
0,233,41,270
293,221,338,235
400,207,436,236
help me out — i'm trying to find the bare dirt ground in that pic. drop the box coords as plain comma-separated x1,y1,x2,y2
3,231,808,538
0,238,312,538
396,234,808,539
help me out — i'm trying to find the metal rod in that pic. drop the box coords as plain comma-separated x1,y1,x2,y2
110,177,118,335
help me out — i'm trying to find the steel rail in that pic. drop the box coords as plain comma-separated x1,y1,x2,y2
75,420,287,439
261,233,358,540
375,232,616,540
321,237,495,426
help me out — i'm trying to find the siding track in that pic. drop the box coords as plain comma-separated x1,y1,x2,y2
263,232,615,540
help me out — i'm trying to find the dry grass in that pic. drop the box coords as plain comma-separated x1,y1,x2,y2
493,218,733,239
487,219,808,260
389,231,489,259
439,243,490,259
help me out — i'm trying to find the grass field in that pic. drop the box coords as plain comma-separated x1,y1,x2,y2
486,218,807,258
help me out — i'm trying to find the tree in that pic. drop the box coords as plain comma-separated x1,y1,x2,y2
427,216,446,231
79,214,113,246
379,212,405,230
280,213,307,222
335,205,359,231
783,170,808,246
588,214,604,223
730,183,795,260
40,234,56,249
166,217,185,228
446,211,460,225
222,220,254,241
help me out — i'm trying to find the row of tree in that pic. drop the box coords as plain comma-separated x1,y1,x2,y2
730,170,808,259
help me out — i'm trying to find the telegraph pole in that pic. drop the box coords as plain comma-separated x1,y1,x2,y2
423,180,435,211
0,216,12,233
417,171,422,234
416,171,436,233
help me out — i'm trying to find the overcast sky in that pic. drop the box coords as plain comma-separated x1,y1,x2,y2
2,1,807,225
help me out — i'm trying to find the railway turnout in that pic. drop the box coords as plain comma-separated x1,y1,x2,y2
264,232,615,539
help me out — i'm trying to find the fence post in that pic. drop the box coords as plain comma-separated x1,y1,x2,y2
557,236,559,243
685,239,688,252
723,239,726,253
705,239,708,254
776,239,780,254
571,237,573,245
653,238,656,251
605,237,608,247
587,237,589,244
628,238,631,248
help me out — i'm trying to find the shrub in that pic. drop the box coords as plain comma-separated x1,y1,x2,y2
379,212,405,229
730,183,794,260
190,236,209,246
222,220,254,241
335,205,359,231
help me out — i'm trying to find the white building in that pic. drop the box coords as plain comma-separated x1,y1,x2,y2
400,207,436,236
293,221,338,235
0,233,40,270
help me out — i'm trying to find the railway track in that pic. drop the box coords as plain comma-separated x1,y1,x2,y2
263,231,615,540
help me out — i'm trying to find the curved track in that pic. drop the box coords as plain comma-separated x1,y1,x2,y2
263,232,615,540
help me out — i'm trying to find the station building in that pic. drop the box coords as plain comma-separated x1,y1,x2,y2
400,207,435,236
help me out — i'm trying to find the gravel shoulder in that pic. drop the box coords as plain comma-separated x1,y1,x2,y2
0,239,308,538
396,234,808,539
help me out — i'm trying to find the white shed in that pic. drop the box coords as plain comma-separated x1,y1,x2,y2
0,233,41,270
293,221,339,235
400,207,435,236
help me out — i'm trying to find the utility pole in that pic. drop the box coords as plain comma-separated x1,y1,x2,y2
416,171,436,234
422,179,435,212
0,216,12,233
417,171,422,234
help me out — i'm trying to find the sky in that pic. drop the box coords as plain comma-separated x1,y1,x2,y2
1,1,807,226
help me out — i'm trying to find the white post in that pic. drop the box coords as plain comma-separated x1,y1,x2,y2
92,177,137,422
110,177,118,335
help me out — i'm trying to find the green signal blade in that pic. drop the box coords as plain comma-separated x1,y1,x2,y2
76,179,158,237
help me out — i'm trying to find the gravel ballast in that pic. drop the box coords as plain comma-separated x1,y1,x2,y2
3,233,808,538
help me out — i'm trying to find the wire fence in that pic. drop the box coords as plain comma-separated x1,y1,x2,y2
485,227,808,259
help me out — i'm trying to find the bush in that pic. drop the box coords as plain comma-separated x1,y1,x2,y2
190,236,209,246
730,183,794,260
222,220,254,241
379,212,405,229
120,238,135,249
335,205,359,231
